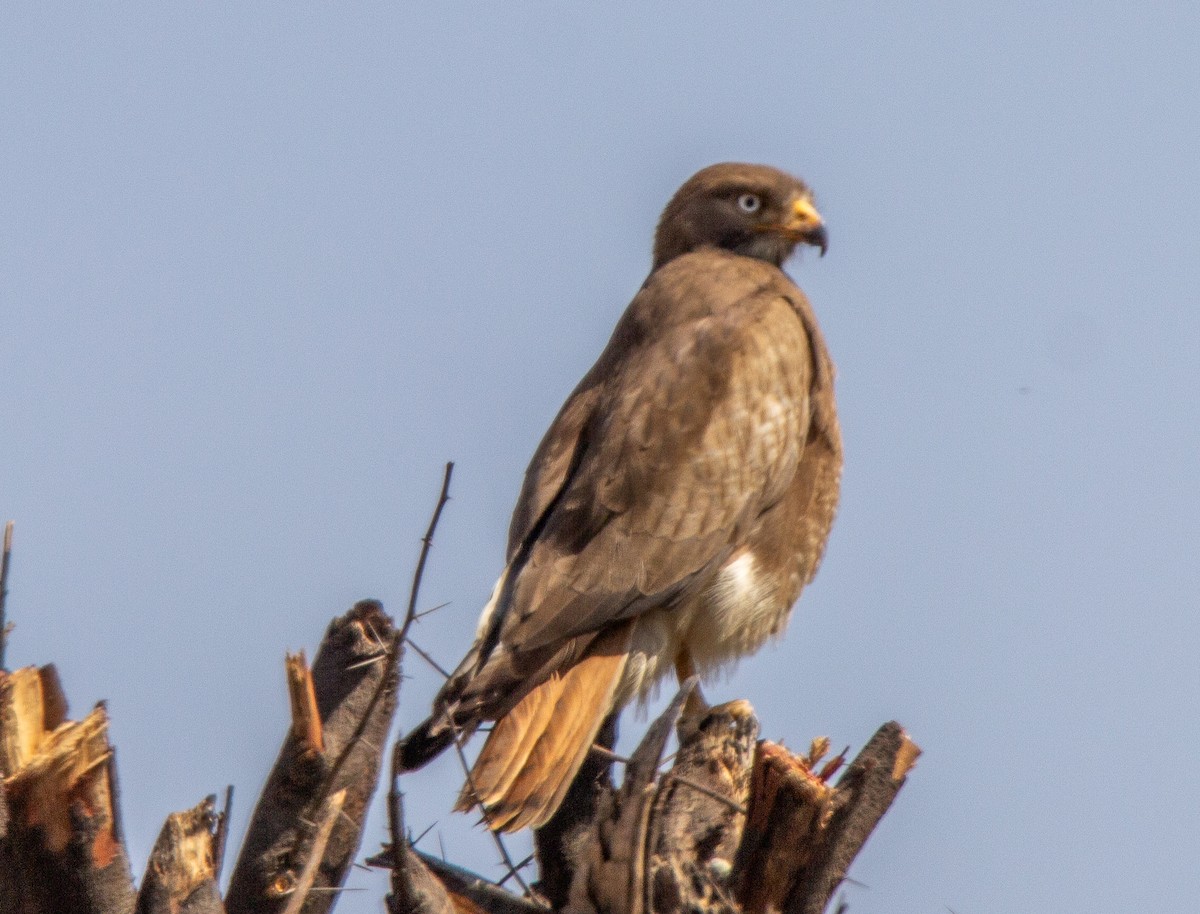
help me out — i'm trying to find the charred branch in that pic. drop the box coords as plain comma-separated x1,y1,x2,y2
224,600,401,914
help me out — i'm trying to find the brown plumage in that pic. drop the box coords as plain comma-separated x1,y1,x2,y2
398,162,842,832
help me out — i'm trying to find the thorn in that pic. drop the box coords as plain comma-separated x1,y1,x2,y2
345,653,388,671
401,461,454,640
589,744,631,764
448,719,531,895
412,821,437,847
362,617,385,648
416,600,452,620
496,854,535,887
405,637,452,680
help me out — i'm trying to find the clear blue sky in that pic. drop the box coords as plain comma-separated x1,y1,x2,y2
4,5,1199,912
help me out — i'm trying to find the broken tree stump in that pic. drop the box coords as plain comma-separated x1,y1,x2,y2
224,600,402,914
0,664,138,914
1,597,404,914
135,796,226,914
453,682,919,914
0,511,918,914
735,723,920,914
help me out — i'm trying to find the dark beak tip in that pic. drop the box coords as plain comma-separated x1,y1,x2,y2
812,226,829,257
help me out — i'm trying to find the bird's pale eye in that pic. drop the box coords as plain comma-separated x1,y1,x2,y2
737,193,762,214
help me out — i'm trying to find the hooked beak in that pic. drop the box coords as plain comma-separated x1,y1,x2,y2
784,197,828,257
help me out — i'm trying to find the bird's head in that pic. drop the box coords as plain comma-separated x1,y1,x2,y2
652,163,827,270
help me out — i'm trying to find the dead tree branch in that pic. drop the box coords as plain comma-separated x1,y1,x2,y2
735,722,920,914
0,497,917,914
225,600,401,914
0,665,137,914
380,788,456,914
135,796,226,914
1,520,14,670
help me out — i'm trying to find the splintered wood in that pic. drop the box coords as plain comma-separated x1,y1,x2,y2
537,693,919,914
137,797,225,914
0,664,137,914
736,723,921,914
286,650,325,755
733,741,842,914
0,552,916,914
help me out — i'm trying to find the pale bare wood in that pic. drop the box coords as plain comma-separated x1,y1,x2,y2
135,796,226,914
285,651,324,755
278,788,345,914
1,665,68,777
0,691,137,914
8,705,113,854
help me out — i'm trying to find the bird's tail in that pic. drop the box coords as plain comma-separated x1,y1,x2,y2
455,621,634,832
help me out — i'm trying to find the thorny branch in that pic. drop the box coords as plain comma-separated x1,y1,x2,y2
449,719,534,898
1,521,13,670
401,461,455,644
388,461,454,897
386,461,538,905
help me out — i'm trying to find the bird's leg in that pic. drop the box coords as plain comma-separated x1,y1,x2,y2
675,649,710,720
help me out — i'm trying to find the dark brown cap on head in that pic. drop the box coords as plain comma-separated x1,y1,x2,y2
652,162,827,270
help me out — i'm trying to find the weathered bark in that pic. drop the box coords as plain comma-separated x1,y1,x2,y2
0,504,918,914
380,783,457,914
563,681,697,914
0,778,11,909
136,796,226,914
643,700,758,914
0,666,137,914
734,722,919,914
225,600,401,914
510,690,917,914
533,712,619,909
386,839,459,914
417,852,549,914
0,520,13,671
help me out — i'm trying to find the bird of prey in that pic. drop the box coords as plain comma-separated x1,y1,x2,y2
399,162,841,833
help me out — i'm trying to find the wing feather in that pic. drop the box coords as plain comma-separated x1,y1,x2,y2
499,254,815,653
